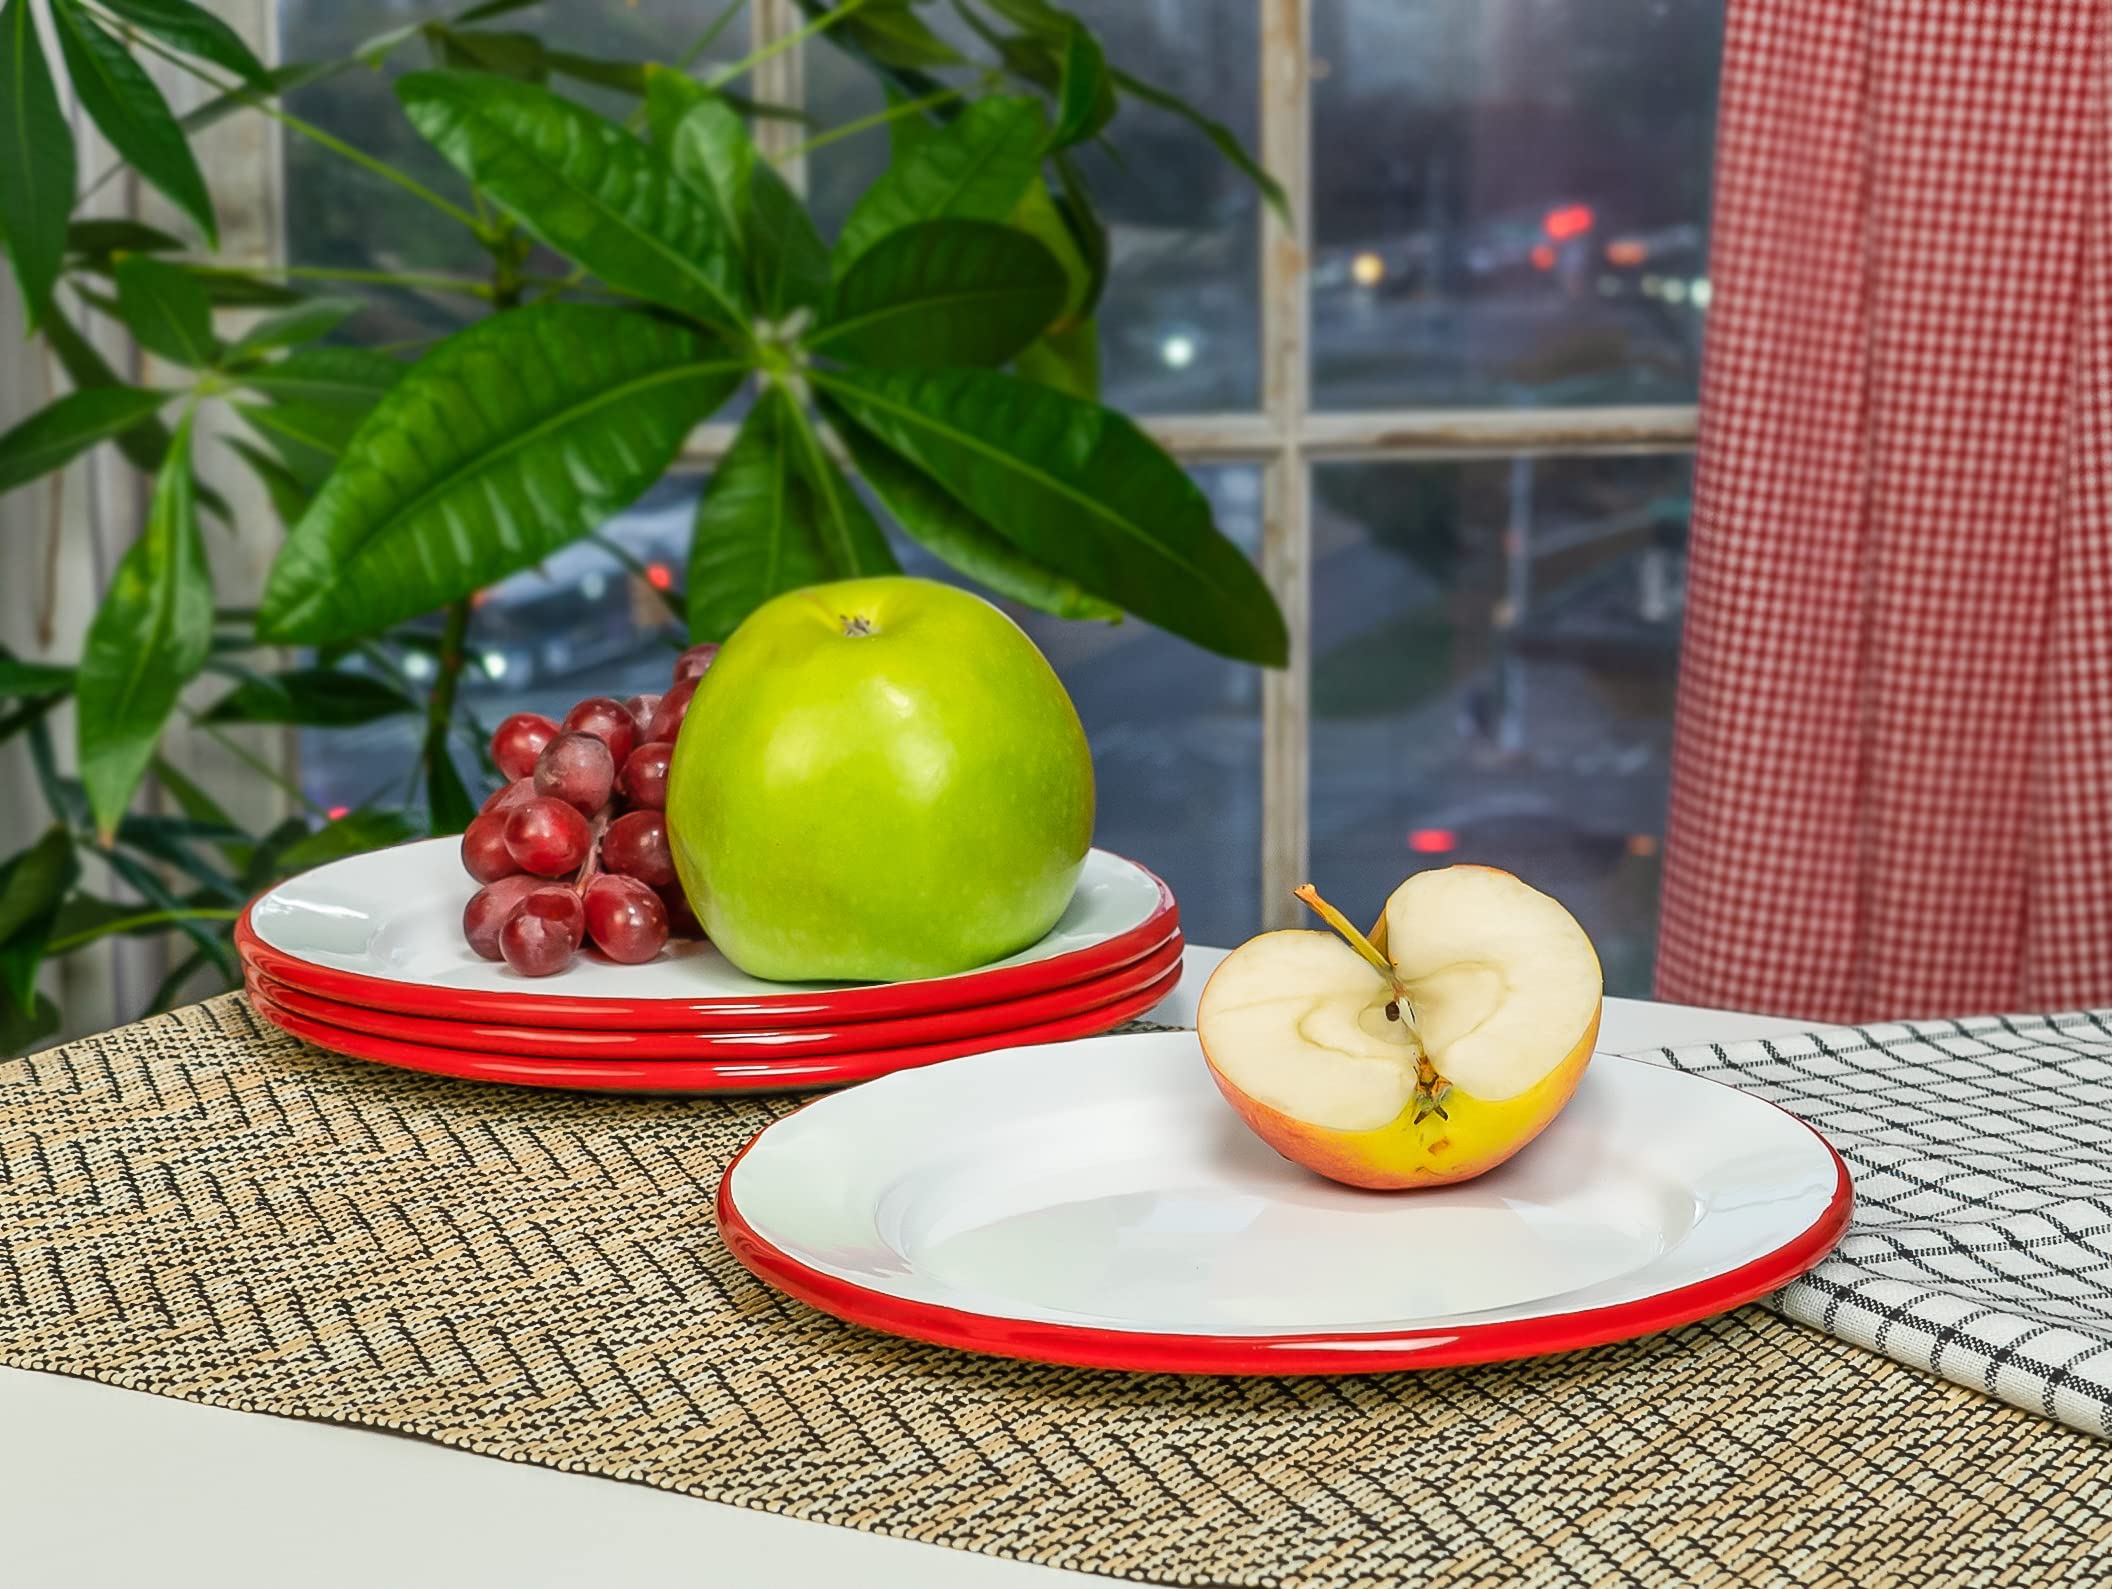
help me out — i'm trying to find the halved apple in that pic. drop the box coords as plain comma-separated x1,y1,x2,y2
1196,866,1603,1190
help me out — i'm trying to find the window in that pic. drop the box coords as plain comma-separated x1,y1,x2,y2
274,0,1719,985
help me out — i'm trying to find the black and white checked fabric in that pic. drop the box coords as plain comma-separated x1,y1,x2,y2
1645,1010,2112,1436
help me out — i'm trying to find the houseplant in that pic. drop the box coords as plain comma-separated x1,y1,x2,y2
0,0,1288,1053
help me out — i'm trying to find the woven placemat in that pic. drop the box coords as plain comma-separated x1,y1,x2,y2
5,995,2111,1588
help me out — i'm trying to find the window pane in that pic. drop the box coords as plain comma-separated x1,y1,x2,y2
807,1,1262,413
1308,454,1690,995
1311,0,1722,410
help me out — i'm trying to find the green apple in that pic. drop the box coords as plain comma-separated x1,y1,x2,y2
666,576,1096,982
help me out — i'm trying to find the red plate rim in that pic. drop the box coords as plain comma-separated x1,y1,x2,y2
245,960,1184,1094
715,1076,1855,1375
235,851,1178,1031
240,933,1185,1060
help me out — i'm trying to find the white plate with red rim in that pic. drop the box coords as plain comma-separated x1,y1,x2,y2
718,1032,1853,1374
236,838,1177,1030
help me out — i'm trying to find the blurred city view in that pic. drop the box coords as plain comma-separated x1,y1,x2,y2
279,0,1720,984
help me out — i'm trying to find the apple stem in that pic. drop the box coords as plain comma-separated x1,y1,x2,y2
1293,883,1415,1021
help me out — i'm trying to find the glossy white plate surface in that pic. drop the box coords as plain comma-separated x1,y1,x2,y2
720,1033,1852,1373
239,839,1175,1029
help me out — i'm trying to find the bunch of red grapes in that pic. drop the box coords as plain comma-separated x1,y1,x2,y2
459,643,717,976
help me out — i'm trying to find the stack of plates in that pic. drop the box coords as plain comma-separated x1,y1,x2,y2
236,839,1181,1095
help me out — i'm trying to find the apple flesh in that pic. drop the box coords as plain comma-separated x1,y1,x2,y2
1197,865,1602,1189
666,577,1095,982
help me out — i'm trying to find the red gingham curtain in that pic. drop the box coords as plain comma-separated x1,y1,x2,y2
1657,0,2112,1022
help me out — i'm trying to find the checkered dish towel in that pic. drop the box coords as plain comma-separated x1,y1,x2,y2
1650,1010,2112,1437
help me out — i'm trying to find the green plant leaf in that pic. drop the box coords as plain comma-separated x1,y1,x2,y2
235,399,356,489
1110,67,1288,226
114,255,218,368
822,394,1115,620
454,0,545,23
1051,151,1108,315
1,989,60,1053
149,753,238,834
816,219,1063,368
179,60,344,133
979,0,1070,38
542,49,647,95
50,0,217,245
224,297,360,360
0,823,77,1014
437,27,547,81
226,436,312,521
1013,315,1099,399
814,365,1286,664
0,657,76,697
687,383,898,642
398,70,748,330
746,160,828,319
234,345,404,408
260,304,742,646
279,808,423,872
67,218,186,261
666,97,825,320
38,310,228,525
832,95,1046,273
77,412,213,840
95,0,270,85
885,82,937,162
838,0,964,68
668,95,751,240
1048,20,1113,149
425,742,476,834
0,0,76,328
643,61,706,144
202,665,417,727
0,386,173,498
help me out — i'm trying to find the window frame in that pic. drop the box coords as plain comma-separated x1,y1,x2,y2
708,0,1699,929
232,0,1698,934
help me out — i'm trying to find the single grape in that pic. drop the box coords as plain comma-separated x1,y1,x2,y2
644,677,697,745
658,884,703,939
562,696,637,769
671,642,719,685
533,731,615,815
491,712,559,782
583,874,670,964
480,776,538,817
503,796,592,877
460,811,520,884
601,809,676,887
500,886,585,977
463,875,542,960
618,740,672,810
623,693,661,736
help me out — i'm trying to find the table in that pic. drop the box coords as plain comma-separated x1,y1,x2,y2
0,949,1833,1589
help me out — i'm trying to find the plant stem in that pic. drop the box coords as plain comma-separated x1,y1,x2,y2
45,908,243,956
198,723,329,817
183,262,500,300
679,0,752,70
709,0,871,89
109,22,487,234
1293,883,1413,1011
420,598,474,819
781,87,963,162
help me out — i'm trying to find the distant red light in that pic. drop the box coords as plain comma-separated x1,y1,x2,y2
1544,203,1595,241
1530,244,1556,271
1408,829,1457,854
645,562,674,591
327,805,350,821
1605,238,1648,267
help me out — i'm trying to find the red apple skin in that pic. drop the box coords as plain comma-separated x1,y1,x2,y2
1201,1009,1599,1191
